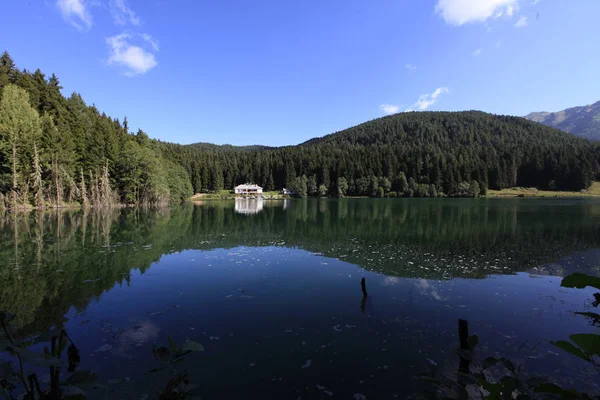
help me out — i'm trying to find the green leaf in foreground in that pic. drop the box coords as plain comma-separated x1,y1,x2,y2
180,341,205,352
569,333,600,357
574,312,600,324
534,383,581,398
168,337,177,354
467,334,478,351
482,357,500,369
561,274,600,290
551,340,591,362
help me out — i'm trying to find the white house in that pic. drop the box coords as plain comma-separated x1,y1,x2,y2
234,183,263,195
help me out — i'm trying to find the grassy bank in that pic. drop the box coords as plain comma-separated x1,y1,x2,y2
487,182,600,198
190,191,287,201
189,182,600,201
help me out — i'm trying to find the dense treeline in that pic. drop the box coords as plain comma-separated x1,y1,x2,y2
2,51,600,208
162,111,600,198
0,52,191,210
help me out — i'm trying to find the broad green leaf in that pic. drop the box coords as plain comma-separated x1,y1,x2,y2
574,312,600,323
569,333,600,357
482,381,501,398
482,357,500,369
154,346,171,361
467,335,479,351
525,376,547,388
168,337,177,354
500,358,515,374
534,383,565,395
551,340,591,362
180,341,204,352
500,376,517,399
561,274,600,290
481,356,515,373
534,383,581,398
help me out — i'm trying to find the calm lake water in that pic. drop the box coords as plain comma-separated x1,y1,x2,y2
2,198,600,398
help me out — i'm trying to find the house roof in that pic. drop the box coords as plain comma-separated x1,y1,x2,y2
235,183,262,189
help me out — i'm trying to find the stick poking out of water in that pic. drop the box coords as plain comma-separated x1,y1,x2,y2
361,277,368,297
458,319,470,374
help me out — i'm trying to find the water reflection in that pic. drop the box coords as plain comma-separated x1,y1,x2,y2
234,198,264,214
1,200,600,398
0,198,599,336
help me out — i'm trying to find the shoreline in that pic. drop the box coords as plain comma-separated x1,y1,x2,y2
486,182,600,198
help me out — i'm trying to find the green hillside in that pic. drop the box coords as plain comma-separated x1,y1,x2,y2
165,111,600,197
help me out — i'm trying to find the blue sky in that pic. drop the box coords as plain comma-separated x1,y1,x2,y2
2,0,600,146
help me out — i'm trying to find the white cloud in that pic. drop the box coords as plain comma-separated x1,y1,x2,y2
515,15,528,27
416,279,448,301
382,276,401,286
56,0,93,31
106,33,158,75
496,39,503,47
472,48,483,56
380,104,401,115
109,0,141,26
435,0,520,26
407,87,449,111
141,33,159,51
405,64,417,71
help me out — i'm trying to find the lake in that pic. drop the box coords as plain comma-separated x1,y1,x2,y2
1,198,600,399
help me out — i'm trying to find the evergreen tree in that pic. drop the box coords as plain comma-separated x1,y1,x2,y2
0,52,19,99
307,174,318,196
318,184,328,197
266,172,275,192
0,84,41,207
337,177,348,198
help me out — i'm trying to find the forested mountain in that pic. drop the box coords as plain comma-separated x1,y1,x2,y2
525,101,600,140
167,111,600,198
1,51,600,209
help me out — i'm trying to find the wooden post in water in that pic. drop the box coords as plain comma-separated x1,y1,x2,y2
458,319,470,374
361,278,368,297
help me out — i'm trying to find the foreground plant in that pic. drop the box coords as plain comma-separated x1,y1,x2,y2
1,311,99,399
149,337,205,399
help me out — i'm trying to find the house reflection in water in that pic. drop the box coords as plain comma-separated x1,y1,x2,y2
234,198,265,215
